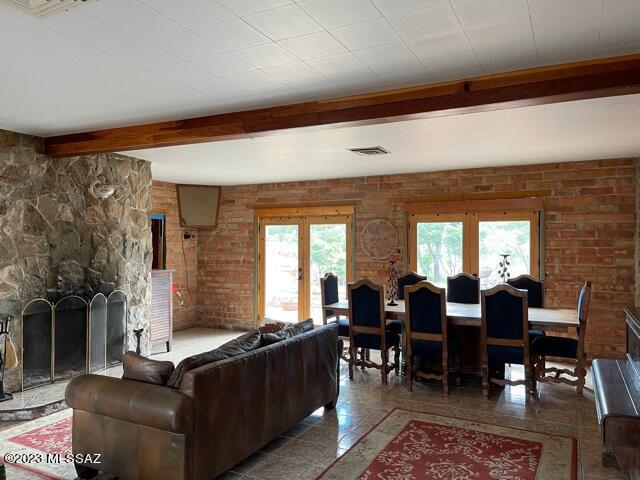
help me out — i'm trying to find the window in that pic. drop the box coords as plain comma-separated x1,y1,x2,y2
407,200,540,289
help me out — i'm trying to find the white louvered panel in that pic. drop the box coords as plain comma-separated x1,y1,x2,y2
150,270,173,353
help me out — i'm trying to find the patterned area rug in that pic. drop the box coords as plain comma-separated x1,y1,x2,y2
0,409,75,479
320,409,577,480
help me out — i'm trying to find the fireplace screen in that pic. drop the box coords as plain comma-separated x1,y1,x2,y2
22,291,127,390
22,299,53,390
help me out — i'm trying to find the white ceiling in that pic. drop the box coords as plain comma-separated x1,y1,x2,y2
0,0,639,137
131,94,640,185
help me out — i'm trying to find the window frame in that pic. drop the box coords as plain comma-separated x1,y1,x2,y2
406,198,542,284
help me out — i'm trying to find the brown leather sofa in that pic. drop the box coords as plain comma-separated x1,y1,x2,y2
65,323,341,480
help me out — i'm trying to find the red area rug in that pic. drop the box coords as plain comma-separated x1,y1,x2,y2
0,409,74,479
319,409,576,480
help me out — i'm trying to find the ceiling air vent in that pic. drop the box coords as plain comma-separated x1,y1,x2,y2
1,0,92,17
348,146,390,156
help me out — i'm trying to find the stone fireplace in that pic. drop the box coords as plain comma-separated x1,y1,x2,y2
0,129,153,392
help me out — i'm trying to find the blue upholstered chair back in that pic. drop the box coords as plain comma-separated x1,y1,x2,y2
397,272,426,300
484,288,527,340
322,273,339,304
350,283,382,329
447,274,480,304
507,275,543,308
407,283,443,335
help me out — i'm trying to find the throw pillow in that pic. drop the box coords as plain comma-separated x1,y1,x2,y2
260,318,314,346
167,329,262,388
122,352,175,385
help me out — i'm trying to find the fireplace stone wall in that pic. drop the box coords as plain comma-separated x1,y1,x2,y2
0,129,153,391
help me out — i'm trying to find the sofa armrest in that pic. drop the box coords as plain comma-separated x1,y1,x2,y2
65,374,194,434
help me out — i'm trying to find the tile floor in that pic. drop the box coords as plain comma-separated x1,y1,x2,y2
0,328,625,480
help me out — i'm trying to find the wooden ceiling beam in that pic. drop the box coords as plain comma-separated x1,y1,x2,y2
44,54,640,157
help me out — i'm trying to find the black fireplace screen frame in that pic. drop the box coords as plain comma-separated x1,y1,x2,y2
21,290,127,390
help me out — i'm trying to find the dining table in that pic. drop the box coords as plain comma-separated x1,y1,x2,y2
323,299,579,374
323,299,579,328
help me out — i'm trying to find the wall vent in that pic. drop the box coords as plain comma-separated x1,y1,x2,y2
348,146,390,156
0,0,92,17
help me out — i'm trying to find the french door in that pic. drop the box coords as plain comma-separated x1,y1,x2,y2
258,213,353,325
407,209,539,289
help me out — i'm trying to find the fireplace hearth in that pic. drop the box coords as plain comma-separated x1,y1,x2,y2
22,291,127,390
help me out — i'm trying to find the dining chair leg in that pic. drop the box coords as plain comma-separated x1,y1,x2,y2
442,365,449,396
525,360,534,395
576,355,587,395
348,347,355,380
393,346,400,376
482,363,489,398
381,349,388,385
529,360,537,395
360,348,366,371
406,357,413,392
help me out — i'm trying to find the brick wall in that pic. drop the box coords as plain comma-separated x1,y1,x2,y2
195,158,638,358
151,181,198,331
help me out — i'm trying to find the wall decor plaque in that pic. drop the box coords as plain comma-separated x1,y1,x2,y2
361,219,398,260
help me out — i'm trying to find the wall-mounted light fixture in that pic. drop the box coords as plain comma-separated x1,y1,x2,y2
89,181,118,200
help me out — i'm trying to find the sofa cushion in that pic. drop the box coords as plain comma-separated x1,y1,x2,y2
122,352,175,385
260,319,314,346
167,330,262,388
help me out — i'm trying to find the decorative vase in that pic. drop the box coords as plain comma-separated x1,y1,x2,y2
386,261,399,306
498,254,511,283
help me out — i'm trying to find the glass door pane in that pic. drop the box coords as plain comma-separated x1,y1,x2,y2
309,223,347,325
264,224,300,322
478,220,531,289
416,221,463,287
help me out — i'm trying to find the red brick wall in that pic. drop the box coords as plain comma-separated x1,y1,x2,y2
196,158,638,358
151,181,198,331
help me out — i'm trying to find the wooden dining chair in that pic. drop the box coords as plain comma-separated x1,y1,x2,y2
507,274,544,308
447,273,480,304
397,272,427,300
507,274,546,344
532,281,591,394
405,281,454,395
347,279,400,384
320,272,349,361
481,284,534,397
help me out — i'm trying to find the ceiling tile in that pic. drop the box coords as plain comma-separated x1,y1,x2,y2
226,69,291,94
217,0,293,16
474,42,538,74
279,31,347,59
153,62,216,84
451,0,529,28
41,10,138,51
189,76,251,97
387,4,461,41
465,17,534,51
150,31,223,60
139,0,235,29
371,0,449,16
192,53,255,76
298,0,380,29
330,18,401,51
112,43,181,69
262,61,323,84
84,0,185,40
354,43,430,83
234,43,298,68
599,0,640,48
307,53,383,88
195,19,270,51
408,31,473,59
414,49,482,80
244,4,322,41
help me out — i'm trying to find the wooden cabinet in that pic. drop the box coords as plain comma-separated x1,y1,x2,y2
151,270,173,353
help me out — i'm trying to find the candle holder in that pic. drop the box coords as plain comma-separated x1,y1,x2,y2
0,316,14,403
133,328,144,355
386,260,399,306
